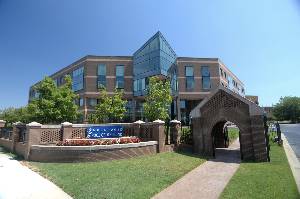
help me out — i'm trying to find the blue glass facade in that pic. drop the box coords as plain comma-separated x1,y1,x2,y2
72,66,84,91
133,31,177,96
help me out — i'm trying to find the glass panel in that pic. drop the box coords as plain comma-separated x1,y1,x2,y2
186,77,194,89
79,98,84,107
185,66,193,77
88,98,97,106
201,66,210,76
98,64,106,76
72,66,84,91
202,77,211,89
180,100,186,109
116,65,124,89
116,65,124,76
134,80,138,92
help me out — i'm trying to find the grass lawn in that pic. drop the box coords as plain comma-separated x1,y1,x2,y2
221,132,300,199
29,152,206,199
228,127,239,144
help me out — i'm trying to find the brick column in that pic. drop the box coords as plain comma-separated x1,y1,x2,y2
250,116,268,162
12,122,24,152
25,122,42,160
133,120,145,138
61,122,73,140
153,119,165,153
170,119,181,146
0,120,5,140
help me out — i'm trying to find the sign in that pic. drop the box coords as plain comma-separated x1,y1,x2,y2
86,125,123,139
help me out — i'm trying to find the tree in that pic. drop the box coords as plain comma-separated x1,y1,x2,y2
0,106,31,126
28,75,79,124
273,96,300,123
144,76,172,122
93,88,127,123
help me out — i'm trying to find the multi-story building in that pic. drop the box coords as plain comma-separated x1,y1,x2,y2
29,31,245,124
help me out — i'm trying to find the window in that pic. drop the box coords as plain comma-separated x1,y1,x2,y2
201,66,211,89
76,97,84,107
72,67,84,91
134,80,138,92
97,64,106,89
134,78,146,92
116,65,124,89
220,68,223,77
88,98,97,107
54,78,58,87
180,100,186,109
171,70,178,92
185,66,194,89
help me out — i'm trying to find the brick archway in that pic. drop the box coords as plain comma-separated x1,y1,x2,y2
190,87,268,162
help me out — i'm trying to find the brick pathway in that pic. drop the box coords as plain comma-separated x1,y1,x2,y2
152,139,241,199
0,148,72,199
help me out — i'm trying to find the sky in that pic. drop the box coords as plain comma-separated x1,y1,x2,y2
0,0,300,109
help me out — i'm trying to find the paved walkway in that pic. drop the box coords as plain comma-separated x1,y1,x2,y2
0,148,72,199
152,139,241,199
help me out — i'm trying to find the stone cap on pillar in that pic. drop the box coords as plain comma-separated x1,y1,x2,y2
133,120,145,125
27,122,42,127
170,120,181,124
0,120,6,127
61,122,73,127
13,121,24,125
153,119,165,124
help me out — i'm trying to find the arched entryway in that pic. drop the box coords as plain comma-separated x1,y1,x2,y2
211,120,242,160
190,87,268,162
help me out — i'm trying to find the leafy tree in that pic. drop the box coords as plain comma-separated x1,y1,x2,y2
144,76,172,121
273,96,300,123
93,88,127,123
28,75,79,124
0,106,31,126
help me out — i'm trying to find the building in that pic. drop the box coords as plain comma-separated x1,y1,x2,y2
29,31,245,124
263,106,274,119
245,95,259,105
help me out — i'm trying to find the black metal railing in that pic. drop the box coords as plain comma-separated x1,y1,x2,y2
0,128,13,140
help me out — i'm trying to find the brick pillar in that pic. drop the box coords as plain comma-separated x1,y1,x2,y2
170,119,181,146
0,120,5,140
250,116,268,162
25,122,42,160
133,120,145,138
153,119,165,153
61,122,73,140
12,122,24,152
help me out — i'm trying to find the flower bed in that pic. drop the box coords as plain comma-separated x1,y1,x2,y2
56,137,141,146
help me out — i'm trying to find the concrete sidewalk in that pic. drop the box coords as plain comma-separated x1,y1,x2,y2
152,140,241,199
0,148,72,199
282,133,300,193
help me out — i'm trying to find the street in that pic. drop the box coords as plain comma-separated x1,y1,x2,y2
281,124,300,161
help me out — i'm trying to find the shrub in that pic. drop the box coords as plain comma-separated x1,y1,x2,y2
56,137,141,146
180,127,193,145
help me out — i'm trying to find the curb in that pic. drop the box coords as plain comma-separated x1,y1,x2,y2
282,133,300,193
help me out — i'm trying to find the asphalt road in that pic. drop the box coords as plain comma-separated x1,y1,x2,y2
281,124,300,161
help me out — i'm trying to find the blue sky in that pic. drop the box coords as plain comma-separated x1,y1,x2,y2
0,0,300,109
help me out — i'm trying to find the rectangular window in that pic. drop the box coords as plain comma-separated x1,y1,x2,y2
185,66,194,89
97,64,106,88
180,100,186,109
201,66,211,89
134,80,138,92
79,98,84,107
72,67,84,91
116,65,124,89
88,98,97,107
